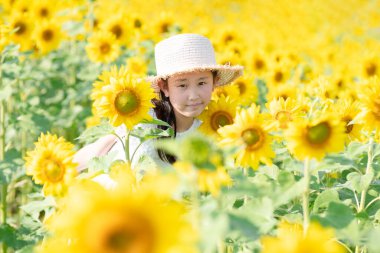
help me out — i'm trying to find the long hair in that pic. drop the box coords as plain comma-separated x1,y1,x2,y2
152,71,218,164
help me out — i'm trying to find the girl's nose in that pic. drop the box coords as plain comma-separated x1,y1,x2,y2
188,88,200,100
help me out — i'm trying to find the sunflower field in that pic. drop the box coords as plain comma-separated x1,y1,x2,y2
1,0,380,252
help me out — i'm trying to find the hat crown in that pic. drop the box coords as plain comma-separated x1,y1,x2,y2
154,34,217,76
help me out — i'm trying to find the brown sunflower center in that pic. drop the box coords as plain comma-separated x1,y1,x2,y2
372,97,380,120
210,111,233,131
100,214,154,253
40,8,49,17
343,117,353,134
44,160,65,182
134,19,142,28
100,43,111,54
365,62,377,77
254,59,265,70
111,25,123,39
160,23,170,33
274,71,283,83
42,29,53,41
241,128,264,150
306,121,331,145
14,21,27,35
236,81,246,94
114,90,139,115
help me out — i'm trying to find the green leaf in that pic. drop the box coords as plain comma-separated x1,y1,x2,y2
314,202,355,229
76,121,114,144
228,213,260,241
346,171,374,193
273,177,306,207
0,223,18,248
312,189,340,213
140,118,172,128
0,85,13,101
130,126,173,142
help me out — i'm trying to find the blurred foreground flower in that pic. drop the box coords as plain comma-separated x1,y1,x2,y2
38,178,198,253
261,222,346,253
24,133,78,196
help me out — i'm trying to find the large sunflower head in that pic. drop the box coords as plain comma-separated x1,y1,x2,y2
8,12,34,51
33,20,64,55
85,30,120,63
285,112,346,161
24,133,78,196
198,96,238,138
42,179,198,253
91,73,155,129
218,104,275,169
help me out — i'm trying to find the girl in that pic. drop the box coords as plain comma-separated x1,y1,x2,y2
74,33,244,171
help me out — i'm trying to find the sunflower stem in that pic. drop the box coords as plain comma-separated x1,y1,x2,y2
302,157,310,235
124,131,130,163
243,167,248,205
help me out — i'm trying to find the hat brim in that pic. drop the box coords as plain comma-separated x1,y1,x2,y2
146,65,244,93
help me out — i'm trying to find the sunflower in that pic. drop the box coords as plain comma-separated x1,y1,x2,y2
33,20,64,54
261,222,345,253
30,0,58,20
231,75,258,106
8,12,34,51
285,113,346,161
266,82,299,101
362,55,379,78
125,56,148,77
332,99,364,143
24,133,78,196
218,104,275,169
151,12,176,39
41,179,198,253
198,95,238,138
91,73,155,128
356,77,380,132
212,84,240,101
265,97,305,131
85,30,120,63
248,50,268,77
100,13,132,46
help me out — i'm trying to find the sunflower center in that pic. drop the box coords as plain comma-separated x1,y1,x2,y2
160,23,170,33
372,97,380,120
44,160,64,182
275,111,291,128
236,81,246,94
14,21,26,35
254,59,265,70
134,19,142,28
365,62,377,76
343,117,354,134
274,71,283,82
241,128,264,150
111,25,122,39
40,8,49,17
114,90,139,115
42,29,53,41
306,122,331,145
224,34,234,43
100,43,111,54
211,111,233,131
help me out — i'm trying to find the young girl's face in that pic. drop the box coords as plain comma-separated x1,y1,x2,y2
162,70,214,118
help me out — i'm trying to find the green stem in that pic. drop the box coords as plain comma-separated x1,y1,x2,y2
1,101,8,253
358,138,373,212
302,157,310,235
243,167,248,205
124,131,130,163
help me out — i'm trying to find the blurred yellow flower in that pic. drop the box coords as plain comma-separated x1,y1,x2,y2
261,222,346,253
356,77,380,132
232,75,258,106
100,13,133,46
212,84,240,101
125,56,148,77
8,12,34,51
91,72,155,128
33,20,64,54
24,133,78,196
85,30,120,63
41,179,198,253
265,97,304,131
218,104,275,169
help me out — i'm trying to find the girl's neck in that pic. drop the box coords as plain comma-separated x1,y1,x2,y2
174,111,194,133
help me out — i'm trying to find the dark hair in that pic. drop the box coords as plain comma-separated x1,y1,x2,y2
152,71,218,164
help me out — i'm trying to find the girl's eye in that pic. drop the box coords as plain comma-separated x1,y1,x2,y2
178,84,186,88
199,82,206,86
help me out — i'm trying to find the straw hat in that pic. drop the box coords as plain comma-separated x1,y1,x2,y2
147,33,244,92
